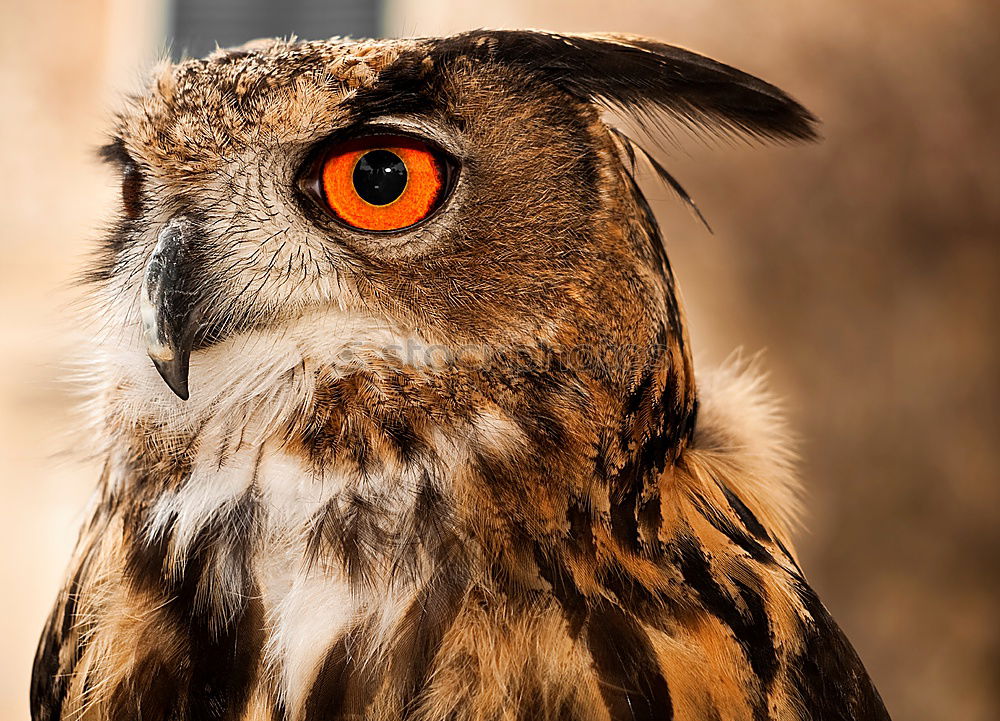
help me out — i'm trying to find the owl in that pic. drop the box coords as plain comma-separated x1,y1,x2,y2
31,30,891,721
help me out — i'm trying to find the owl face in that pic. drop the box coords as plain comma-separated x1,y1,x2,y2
95,32,815,403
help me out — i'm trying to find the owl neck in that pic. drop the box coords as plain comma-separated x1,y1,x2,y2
104,328,701,587
89,346,798,717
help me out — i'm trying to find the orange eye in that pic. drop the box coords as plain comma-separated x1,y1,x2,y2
316,135,447,232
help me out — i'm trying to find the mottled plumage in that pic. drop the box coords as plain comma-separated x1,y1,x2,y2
32,30,890,721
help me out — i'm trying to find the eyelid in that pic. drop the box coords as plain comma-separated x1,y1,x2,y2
99,138,144,218
359,117,462,158
98,138,136,169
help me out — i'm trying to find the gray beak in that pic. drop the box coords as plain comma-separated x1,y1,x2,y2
139,216,205,400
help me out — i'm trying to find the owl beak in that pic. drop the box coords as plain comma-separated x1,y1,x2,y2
139,216,205,401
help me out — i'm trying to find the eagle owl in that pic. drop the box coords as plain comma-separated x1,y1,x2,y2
32,30,891,721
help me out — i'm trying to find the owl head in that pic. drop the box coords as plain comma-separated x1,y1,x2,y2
94,31,815,458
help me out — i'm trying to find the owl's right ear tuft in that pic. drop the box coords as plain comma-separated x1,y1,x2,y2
437,30,820,145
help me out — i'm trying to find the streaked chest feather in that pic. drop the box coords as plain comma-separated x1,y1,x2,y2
139,406,467,712
36,289,887,721
34,361,892,721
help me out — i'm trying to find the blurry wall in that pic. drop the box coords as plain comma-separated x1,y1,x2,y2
0,1,163,719
1,1,996,720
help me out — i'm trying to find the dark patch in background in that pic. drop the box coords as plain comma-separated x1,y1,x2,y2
169,0,381,59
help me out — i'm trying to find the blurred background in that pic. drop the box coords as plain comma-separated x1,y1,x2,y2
1,0,997,719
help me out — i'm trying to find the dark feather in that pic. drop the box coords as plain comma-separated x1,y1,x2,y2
586,602,674,721
792,583,893,721
430,30,820,144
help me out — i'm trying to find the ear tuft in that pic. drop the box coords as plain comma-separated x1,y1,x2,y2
438,30,819,144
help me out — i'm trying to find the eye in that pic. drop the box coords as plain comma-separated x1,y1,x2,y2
100,139,143,219
304,134,452,232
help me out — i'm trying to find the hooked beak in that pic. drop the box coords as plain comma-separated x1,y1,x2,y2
139,216,205,400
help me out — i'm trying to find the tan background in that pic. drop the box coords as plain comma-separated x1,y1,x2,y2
1,1,997,719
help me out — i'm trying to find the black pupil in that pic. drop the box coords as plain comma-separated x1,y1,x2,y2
353,150,407,205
